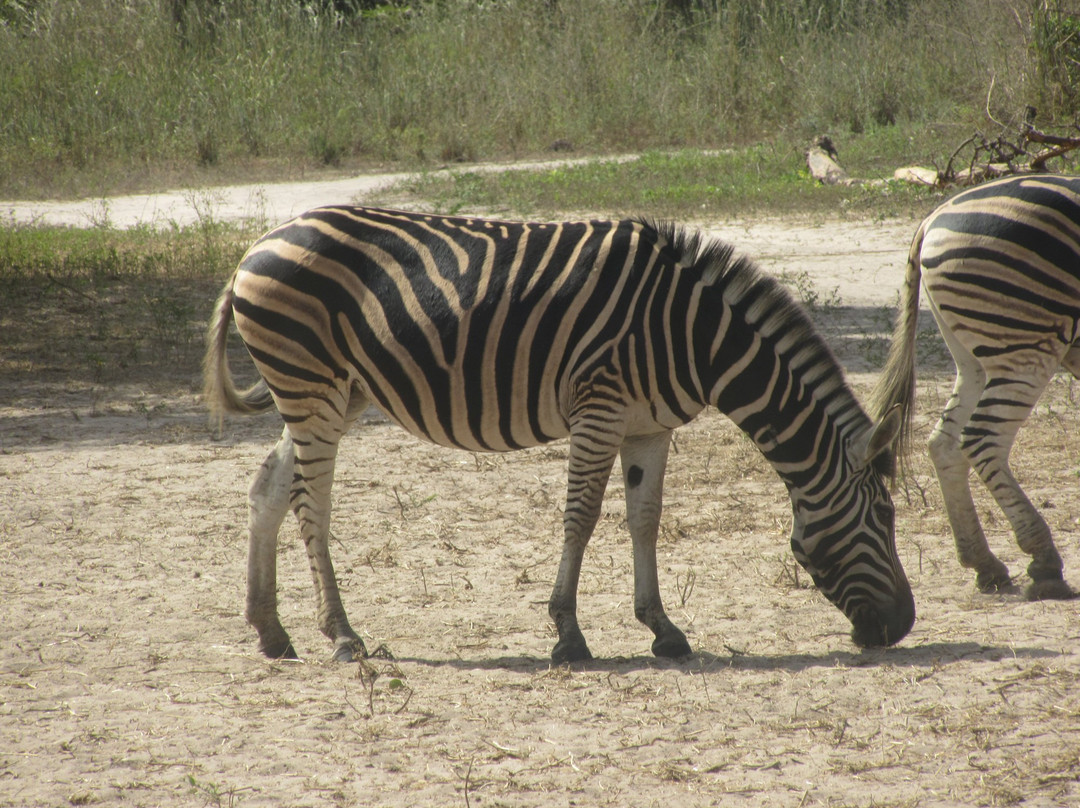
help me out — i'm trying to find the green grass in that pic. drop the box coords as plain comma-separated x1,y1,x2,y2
1,0,1076,200
0,218,245,283
372,143,947,221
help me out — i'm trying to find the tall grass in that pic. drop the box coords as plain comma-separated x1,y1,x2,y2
0,0,1074,199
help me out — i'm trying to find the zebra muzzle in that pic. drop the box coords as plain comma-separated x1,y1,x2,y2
848,589,915,649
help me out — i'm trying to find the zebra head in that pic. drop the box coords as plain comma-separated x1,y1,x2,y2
693,234,916,650
787,407,916,648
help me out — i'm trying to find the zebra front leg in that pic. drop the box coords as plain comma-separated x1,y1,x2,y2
549,425,621,664
247,429,299,659
620,431,691,658
928,361,1014,593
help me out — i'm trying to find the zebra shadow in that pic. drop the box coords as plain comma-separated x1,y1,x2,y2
394,641,1058,675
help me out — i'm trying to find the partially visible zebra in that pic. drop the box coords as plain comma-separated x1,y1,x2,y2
204,206,915,663
873,173,1080,600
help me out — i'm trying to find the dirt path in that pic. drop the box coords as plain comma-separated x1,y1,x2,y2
3,174,1080,808
0,156,646,230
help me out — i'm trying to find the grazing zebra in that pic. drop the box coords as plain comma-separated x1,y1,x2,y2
873,173,1080,600
204,206,915,663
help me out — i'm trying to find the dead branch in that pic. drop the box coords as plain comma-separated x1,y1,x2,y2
1024,124,1080,171
808,118,1080,193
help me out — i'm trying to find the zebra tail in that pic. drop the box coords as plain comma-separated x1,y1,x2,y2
868,221,926,479
202,274,275,429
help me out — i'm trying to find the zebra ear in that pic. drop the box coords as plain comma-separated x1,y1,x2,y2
858,404,903,466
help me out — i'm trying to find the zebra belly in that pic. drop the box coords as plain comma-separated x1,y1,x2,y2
349,368,572,453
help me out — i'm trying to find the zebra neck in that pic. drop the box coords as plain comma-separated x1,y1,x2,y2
706,350,868,500
690,261,868,498
738,402,867,501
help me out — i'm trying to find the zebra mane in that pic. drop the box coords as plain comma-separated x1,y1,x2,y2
636,217,835,364
637,217,881,462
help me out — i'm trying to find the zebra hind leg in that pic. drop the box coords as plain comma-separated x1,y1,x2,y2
927,332,1013,593
964,368,1075,601
246,428,300,659
620,432,692,658
291,397,370,662
928,424,1014,593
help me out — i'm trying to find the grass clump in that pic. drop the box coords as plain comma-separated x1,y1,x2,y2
0,219,241,284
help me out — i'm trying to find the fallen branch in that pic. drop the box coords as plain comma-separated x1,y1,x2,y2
1024,124,1080,171
806,120,1080,192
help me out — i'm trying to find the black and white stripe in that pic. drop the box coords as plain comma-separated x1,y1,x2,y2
874,173,1080,600
205,206,914,662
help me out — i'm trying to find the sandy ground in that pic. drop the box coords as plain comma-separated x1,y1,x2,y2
3,171,1080,807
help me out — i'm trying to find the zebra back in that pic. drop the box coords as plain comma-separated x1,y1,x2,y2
920,174,1080,326
872,173,1080,480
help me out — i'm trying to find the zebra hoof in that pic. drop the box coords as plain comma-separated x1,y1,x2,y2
260,639,299,660
652,632,692,658
551,639,593,665
1025,578,1077,601
974,568,1014,594
331,637,368,663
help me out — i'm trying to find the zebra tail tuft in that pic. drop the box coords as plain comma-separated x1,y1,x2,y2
868,221,925,482
202,274,275,432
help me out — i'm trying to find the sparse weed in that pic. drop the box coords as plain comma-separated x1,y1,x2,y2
146,293,199,359
390,485,437,519
778,268,843,317
351,658,414,717
676,569,697,608
856,301,899,369
186,775,244,808
915,322,953,371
